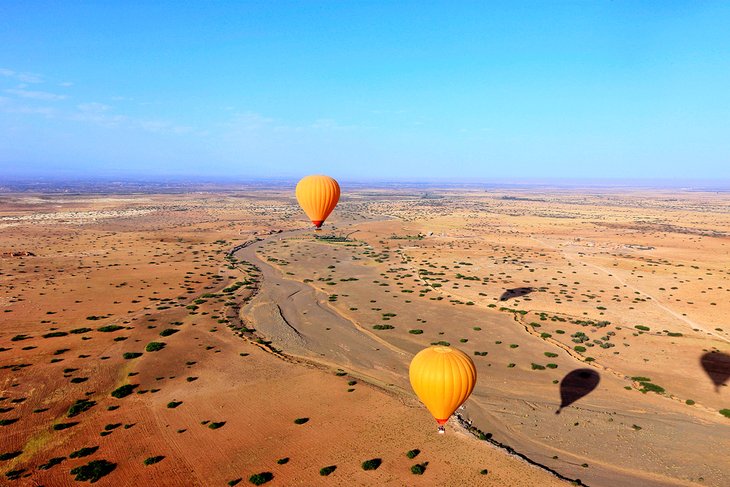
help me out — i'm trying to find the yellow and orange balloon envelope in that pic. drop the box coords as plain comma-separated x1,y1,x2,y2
409,345,477,425
295,175,340,229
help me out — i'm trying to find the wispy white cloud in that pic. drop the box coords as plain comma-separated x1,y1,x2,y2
0,68,43,84
5,88,67,101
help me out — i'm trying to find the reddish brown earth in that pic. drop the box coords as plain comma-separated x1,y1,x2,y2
1,187,729,486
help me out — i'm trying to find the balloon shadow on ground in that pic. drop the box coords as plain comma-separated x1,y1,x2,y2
556,369,600,414
700,351,730,392
499,287,533,301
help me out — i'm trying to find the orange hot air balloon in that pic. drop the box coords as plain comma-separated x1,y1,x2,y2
295,175,340,229
409,345,477,432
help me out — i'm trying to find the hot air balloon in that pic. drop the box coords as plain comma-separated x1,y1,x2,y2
295,175,340,229
409,345,477,433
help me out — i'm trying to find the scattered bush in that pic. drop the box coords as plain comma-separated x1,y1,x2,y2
0,450,23,461
159,329,179,337
319,465,337,476
97,325,124,332
69,446,98,459
167,401,183,409
53,422,79,430
111,384,138,398
123,352,143,359
720,409,730,419
276,457,289,465
38,456,65,470
209,422,226,429
362,458,382,470
406,449,420,459
143,456,165,465
68,399,96,418
249,472,273,485
293,417,309,425
411,462,428,475
70,459,117,482
145,342,166,352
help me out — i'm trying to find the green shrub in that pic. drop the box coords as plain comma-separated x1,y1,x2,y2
276,457,289,465
70,328,93,334
38,456,65,470
249,472,273,485
531,363,546,370
145,342,166,352
574,346,586,353
123,352,143,359
0,451,22,461
97,325,124,332
68,399,96,418
639,382,665,394
372,324,394,330
635,325,650,331
320,465,337,476
143,456,165,465
70,459,116,482
411,462,428,475
167,401,183,409
544,352,558,358
362,458,382,470
159,329,179,337
208,422,226,429
69,446,98,458
43,331,68,338
409,329,423,334
406,449,420,459
293,417,309,425
631,376,652,382
53,422,79,430
111,384,138,398
720,409,730,419
685,399,695,406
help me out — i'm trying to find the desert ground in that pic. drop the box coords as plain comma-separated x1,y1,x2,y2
1,184,729,486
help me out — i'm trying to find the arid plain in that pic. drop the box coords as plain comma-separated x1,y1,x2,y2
1,185,729,486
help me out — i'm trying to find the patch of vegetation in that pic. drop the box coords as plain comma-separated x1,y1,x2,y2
276,457,289,465
686,399,695,406
544,352,558,358
122,352,143,359
635,325,650,331
720,409,730,419
209,422,226,429
159,328,179,337
111,384,138,399
167,401,183,409
249,472,273,485
97,325,124,332
320,465,337,476
69,446,98,459
406,449,420,459
430,341,450,346
531,363,546,370
38,456,66,470
143,456,165,465
294,417,309,425
70,328,93,334
0,418,19,426
574,346,586,353
53,422,79,430
372,324,394,330
145,342,166,352
43,331,69,338
408,329,423,334
68,399,96,418
362,458,382,470
411,462,428,475
70,459,117,482
0,450,23,461
639,382,665,394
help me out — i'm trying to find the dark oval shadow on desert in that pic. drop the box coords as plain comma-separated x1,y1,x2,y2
556,369,601,414
700,351,730,391
499,287,534,301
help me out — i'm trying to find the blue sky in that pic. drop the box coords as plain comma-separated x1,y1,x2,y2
1,1,729,181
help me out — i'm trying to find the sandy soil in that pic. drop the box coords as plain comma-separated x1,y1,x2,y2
1,187,729,486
